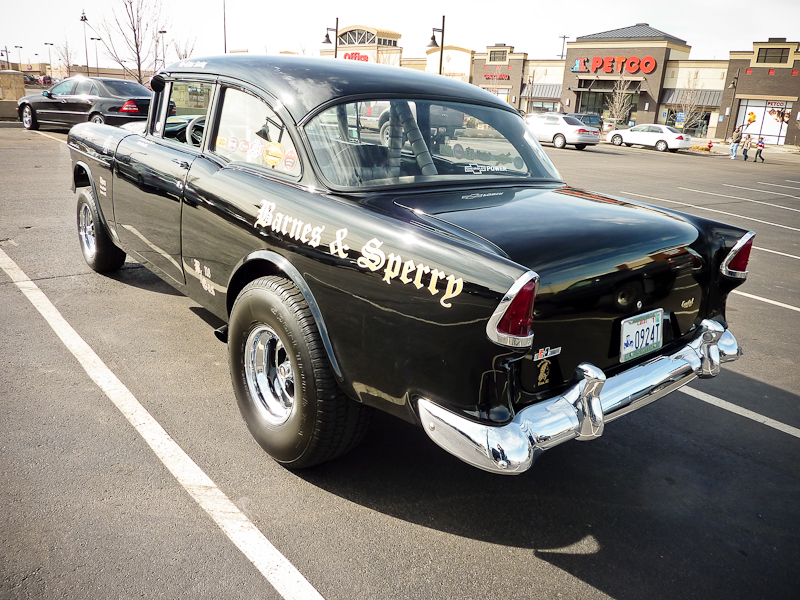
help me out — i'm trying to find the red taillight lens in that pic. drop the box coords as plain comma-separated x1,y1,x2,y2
676,135,684,140
722,232,755,278
728,238,753,272
497,280,536,338
120,100,140,113
576,128,591,134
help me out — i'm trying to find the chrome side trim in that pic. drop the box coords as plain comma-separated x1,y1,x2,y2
419,319,740,475
720,231,756,279
485,270,539,348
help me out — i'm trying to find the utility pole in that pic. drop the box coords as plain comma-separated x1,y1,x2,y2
44,42,53,81
558,35,569,60
80,10,90,76
91,38,101,76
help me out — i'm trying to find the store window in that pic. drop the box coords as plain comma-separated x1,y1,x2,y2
756,47,790,64
213,87,301,177
735,99,792,145
489,50,507,63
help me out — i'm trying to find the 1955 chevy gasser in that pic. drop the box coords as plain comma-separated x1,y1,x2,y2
67,55,752,474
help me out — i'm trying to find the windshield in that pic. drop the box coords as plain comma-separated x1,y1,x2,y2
102,80,151,97
304,99,561,189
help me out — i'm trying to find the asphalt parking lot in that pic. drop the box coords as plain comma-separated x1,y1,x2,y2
1,126,799,600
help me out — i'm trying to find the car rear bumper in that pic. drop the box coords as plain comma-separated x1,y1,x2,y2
417,319,740,474
566,134,600,145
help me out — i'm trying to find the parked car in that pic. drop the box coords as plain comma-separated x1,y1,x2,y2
17,75,151,130
23,74,38,86
66,55,750,475
566,112,603,129
525,113,601,150
610,124,692,152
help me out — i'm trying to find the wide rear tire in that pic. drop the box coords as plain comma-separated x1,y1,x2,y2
76,187,126,272
229,276,372,468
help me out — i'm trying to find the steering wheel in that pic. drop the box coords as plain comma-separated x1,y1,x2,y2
185,115,206,147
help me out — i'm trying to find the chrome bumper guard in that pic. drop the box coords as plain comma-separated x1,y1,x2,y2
418,320,741,475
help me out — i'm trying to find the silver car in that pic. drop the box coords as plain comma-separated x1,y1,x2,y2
525,113,601,150
610,124,692,152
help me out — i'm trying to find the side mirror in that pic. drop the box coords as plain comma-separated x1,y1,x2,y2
42,90,52,98
150,74,166,93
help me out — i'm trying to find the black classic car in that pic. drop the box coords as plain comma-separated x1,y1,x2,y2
18,75,151,130
66,55,752,474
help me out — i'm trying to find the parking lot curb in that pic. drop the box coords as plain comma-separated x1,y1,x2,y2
0,121,23,128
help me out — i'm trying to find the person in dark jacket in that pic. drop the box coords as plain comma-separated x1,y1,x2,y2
730,127,742,159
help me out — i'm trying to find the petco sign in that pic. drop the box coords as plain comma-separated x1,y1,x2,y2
570,55,657,75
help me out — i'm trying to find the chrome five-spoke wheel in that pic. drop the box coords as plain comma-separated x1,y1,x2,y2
78,202,97,259
245,325,295,425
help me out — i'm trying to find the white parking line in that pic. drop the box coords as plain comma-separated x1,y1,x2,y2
0,248,324,600
754,246,800,261
678,187,800,213
620,191,800,232
758,182,800,192
731,290,800,313
33,131,67,145
723,183,799,200
680,387,800,440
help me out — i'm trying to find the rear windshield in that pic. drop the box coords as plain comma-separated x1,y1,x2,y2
102,80,151,97
304,99,561,189
563,116,585,126
666,126,682,134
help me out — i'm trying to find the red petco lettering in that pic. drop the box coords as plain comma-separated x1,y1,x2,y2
571,55,656,75
343,52,369,62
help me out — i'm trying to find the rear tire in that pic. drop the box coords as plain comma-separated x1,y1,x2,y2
553,134,566,149
89,113,106,124
574,144,587,151
229,276,373,468
611,134,623,146
656,140,668,152
21,104,39,130
76,187,126,272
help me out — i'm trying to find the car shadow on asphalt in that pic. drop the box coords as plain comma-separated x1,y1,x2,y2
107,262,184,296
296,370,799,599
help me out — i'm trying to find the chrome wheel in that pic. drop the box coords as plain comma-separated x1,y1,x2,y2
22,106,33,129
612,134,623,146
245,325,295,426
553,134,566,149
78,202,97,258
90,113,105,124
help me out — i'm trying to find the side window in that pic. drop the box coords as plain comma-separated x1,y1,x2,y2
75,80,94,95
630,125,647,132
545,116,559,124
212,87,301,177
51,81,75,96
164,80,213,146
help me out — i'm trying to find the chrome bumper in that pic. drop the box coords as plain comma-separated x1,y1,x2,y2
418,320,741,475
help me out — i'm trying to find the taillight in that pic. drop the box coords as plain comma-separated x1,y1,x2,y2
676,135,684,140
576,128,591,134
487,272,539,348
721,231,756,279
120,100,140,113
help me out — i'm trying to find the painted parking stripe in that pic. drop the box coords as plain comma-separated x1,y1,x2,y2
731,290,800,313
758,182,800,192
620,191,800,232
680,387,800,440
0,248,324,600
33,131,67,145
754,246,800,261
723,183,799,200
678,187,800,213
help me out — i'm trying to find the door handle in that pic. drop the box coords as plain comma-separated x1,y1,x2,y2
172,159,190,169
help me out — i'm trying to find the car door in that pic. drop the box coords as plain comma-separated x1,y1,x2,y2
61,78,100,125
112,78,216,285
626,124,649,145
648,125,667,147
34,79,76,125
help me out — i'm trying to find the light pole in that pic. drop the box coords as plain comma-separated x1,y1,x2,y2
44,42,53,81
159,30,167,69
724,68,740,141
322,18,338,58
426,16,445,75
223,0,227,53
80,10,90,76
15,45,22,70
90,37,101,76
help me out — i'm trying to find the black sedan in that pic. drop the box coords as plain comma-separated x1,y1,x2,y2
18,76,151,130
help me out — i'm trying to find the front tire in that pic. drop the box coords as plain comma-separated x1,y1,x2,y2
656,140,668,152
229,276,372,468
553,134,566,149
76,187,126,272
611,134,623,146
21,104,38,130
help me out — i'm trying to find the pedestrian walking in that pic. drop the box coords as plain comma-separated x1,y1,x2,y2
742,135,752,161
754,137,765,163
730,127,742,159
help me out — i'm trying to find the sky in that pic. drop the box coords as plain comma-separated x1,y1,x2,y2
2,0,799,71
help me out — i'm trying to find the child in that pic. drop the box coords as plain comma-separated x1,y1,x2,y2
755,137,765,163
742,135,751,161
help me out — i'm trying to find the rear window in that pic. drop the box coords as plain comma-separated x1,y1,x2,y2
563,116,585,126
666,126,682,134
304,99,561,189
102,80,150,97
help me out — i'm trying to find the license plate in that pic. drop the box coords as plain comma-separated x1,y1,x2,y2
620,309,663,363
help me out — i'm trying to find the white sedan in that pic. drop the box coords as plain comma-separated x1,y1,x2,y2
610,124,692,152
525,113,601,150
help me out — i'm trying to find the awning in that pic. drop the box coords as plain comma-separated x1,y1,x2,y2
521,83,562,99
660,88,722,107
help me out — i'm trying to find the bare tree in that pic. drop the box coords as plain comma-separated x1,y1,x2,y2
605,75,633,129
55,38,77,77
172,35,197,60
672,70,705,133
99,0,168,84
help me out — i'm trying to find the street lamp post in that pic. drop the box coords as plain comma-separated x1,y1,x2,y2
159,30,167,69
724,68,740,141
44,42,53,81
223,0,227,53
15,45,22,70
90,38,101,77
322,18,339,59
426,16,446,75
80,10,90,76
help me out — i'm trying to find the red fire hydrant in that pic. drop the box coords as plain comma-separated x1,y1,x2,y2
707,140,713,151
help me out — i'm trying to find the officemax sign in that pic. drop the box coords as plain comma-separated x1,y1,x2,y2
570,55,657,74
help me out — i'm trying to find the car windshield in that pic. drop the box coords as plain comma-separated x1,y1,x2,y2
102,80,150,97
304,99,561,189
